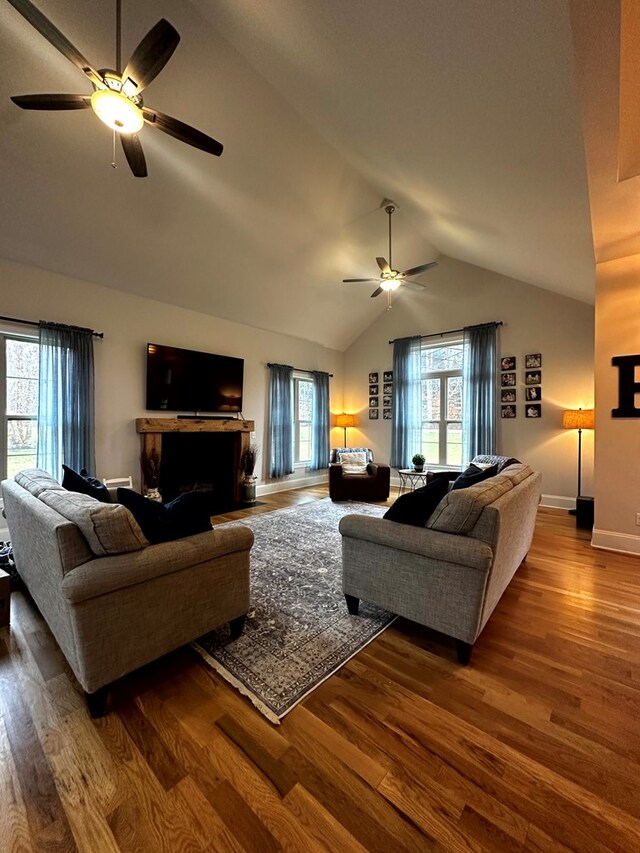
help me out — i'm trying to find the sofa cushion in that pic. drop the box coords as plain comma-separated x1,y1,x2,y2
37,489,148,556
14,468,66,497
502,463,533,486
427,474,514,534
116,489,213,544
451,463,499,490
62,464,111,503
339,451,368,475
384,475,450,527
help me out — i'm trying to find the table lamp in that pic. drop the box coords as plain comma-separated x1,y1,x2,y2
336,413,357,446
562,407,594,501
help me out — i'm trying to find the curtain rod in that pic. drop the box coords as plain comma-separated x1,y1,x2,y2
267,362,333,377
389,321,502,345
0,314,104,338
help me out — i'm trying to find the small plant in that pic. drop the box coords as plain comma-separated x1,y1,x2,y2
241,444,260,477
412,453,425,467
140,447,161,489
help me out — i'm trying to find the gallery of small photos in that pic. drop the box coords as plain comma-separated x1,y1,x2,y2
369,371,393,419
500,353,542,419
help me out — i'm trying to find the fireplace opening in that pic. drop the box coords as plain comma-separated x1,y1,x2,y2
159,432,238,509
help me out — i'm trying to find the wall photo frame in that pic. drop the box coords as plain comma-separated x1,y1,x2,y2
369,384,378,395
369,408,379,419
501,356,516,371
369,372,378,384
525,371,541,385
501,372,516,387
501,389,516,403
383,371,393,383
501,405,516,418
525,353,542,369
369,396,379,407
526,404,541,418
525,387,541,401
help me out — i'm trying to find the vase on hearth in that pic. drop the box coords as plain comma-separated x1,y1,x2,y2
241,475,257,504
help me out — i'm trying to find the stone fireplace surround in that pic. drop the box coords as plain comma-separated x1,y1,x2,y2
135,418,255,505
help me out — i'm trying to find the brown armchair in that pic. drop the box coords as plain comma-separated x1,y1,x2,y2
329,448,390,502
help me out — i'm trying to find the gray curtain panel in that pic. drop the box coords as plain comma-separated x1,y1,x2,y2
268,363,294,478
310,370,330,470
463,322,499,463
390,336,422,469
37,321,96,479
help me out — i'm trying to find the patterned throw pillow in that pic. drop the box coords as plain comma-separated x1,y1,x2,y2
339,452,368,474
334,447,373,463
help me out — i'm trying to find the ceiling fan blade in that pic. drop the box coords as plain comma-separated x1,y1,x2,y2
143,108,223,156
401,280,427,292
6,0,103,85
120,133,148,178
343,278,378,283
121,19,180,94
370,287,384,298
376,257,391,274
11,93,91,110
400,261,438,277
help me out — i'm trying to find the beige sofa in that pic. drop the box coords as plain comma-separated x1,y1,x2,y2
339,461,541,663
2,469,253,716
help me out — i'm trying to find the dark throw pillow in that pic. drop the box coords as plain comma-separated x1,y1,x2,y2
451,463,499,491
116,488,214,544
62,464,111,503
383,475,450,527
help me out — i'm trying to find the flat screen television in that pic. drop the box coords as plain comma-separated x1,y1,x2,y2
146,342,244,413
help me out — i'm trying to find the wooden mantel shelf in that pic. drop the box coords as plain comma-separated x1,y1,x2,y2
136,418,254,433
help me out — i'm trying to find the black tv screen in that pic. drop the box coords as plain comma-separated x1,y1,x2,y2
146,343,244,413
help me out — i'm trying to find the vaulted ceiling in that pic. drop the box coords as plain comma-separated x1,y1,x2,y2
0,0,595,351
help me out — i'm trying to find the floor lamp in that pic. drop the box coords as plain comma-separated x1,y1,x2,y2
562,408,594,512
336,413,357,447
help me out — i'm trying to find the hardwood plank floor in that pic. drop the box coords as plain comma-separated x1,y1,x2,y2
2,488,640,851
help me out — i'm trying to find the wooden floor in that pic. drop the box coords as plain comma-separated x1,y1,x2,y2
2,487,640,852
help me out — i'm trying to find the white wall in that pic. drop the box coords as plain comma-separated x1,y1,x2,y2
343,256,595,506
0,258,344,494
592,255,640,555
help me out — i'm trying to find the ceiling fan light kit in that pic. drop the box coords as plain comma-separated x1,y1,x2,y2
342,201,438,307
90,89,143,133
7,0,224,177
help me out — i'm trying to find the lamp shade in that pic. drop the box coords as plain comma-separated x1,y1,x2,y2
562,408,595,430
336,413,357,429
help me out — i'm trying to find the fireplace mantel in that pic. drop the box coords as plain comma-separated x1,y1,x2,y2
136,418,255,501
136,418,254,434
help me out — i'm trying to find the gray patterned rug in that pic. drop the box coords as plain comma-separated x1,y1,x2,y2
192,498,394,723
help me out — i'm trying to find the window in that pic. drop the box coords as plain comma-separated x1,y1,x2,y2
293,374,313,464
1,335,39,481
420,339,463,467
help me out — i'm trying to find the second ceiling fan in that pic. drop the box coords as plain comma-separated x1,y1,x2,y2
343,202,438,306
7,0,224,177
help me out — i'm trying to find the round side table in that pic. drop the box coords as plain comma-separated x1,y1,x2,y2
397,469,429,495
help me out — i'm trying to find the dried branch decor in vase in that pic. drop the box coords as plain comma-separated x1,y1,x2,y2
241,444,260,504
141,448,162,502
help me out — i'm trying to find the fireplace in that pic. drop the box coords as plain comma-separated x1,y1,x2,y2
136,418,254,505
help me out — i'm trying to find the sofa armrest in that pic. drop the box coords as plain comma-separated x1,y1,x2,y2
329,463,345,485
62,525,254,604
339,514,492,571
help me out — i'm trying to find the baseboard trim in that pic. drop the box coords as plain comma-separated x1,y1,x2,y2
591,528,640,557
257,473,328,497
540,494,575,510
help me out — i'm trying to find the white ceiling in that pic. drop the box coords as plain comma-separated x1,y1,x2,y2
0,0,595,351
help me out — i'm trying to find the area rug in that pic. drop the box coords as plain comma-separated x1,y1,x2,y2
192,498,394,724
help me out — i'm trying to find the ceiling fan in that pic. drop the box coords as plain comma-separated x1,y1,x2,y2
7,0,223,177
343,202,438,307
